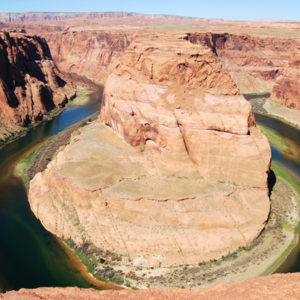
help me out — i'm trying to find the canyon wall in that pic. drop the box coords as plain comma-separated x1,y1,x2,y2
3,23,298,101
0,31,75,128
43,31,131,83
187,32,299,94
29,34,271,280
270,53,300,110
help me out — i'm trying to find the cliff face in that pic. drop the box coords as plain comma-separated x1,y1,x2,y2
187,32,299,94
29,34,271,279
0,31,75,127
43,31,131,84
2,273,300,299
270,53,300,110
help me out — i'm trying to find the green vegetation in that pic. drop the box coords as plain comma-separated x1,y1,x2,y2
255,110,300,130
14,149,38,184
257,124,290,153
63,239,125,286
68,86,93,107
243,92,271,100
271,163,300,205
261,235,298,276
260,162,300,275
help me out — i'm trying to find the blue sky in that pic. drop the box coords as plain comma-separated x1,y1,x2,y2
0,0,299,21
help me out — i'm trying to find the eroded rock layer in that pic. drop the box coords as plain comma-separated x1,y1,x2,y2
270,53,300,110
2,273,300,299
29,34,271,272
0,31,75,127
44,31,131,83
187,32,300,94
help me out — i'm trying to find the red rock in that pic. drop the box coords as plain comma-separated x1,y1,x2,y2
28,33,271,278
1,273,300,299
186,32,299,94
0,31,75,127
270,53,300,110
44,31,131,83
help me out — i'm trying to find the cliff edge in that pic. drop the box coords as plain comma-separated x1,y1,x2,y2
2,273,300,299
0,31,75,131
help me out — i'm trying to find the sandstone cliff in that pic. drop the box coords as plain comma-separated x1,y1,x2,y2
187,32,299,94
2,273,300,299
43,31,131,83
0,31,75,129
270,53,300,110
28,34,271,283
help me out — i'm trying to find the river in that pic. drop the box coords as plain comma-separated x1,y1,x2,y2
0,86,110,292
254,113,300,274
0,94,299,291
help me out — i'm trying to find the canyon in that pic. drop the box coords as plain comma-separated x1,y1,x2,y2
0,10,299,297
1,16,299,109
186,32,300,96
28,33,271,286
0,31,75,140
42,30,300,99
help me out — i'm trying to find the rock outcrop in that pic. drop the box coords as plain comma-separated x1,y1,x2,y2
0,31,75,128
187,32,299,94
44,31,131,83
270,53,300,110
28,34,271,285
2,273,300,299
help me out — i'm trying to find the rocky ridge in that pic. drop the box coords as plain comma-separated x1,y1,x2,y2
0,31,75,129
28,34,271,285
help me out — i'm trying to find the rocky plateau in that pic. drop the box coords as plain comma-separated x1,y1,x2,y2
28,33,271,285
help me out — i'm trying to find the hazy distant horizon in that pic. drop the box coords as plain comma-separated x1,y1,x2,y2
0,11,298,23
0,0,299,22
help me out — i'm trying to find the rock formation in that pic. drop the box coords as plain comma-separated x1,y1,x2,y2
0,31,75,128
270,53,300,110
44,31,131,83
28,34,271,281
2,273,300,299
187,32,299,95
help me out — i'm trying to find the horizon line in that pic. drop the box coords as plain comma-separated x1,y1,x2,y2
0,11,299,22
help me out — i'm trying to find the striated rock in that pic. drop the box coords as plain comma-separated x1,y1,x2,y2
0,31,75,127
44,31,131,83
28,34,271,280
270,53,300,110
187,32,299,94
1,273,300,299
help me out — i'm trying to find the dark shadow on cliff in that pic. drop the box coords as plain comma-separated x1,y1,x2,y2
268,169,277,197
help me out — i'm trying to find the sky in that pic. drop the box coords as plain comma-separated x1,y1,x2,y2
0,0,299,21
